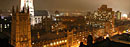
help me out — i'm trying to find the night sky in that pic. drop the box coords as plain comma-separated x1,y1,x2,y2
0,0,130,14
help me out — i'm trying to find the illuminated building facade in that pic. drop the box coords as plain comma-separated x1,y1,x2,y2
11,7,31,47
20,0,35,25
93,5,115,35
31,10,54,31
31,30,88,47
42,16,53,32
34,10,49,24
67,30,73,47
93,5,114,21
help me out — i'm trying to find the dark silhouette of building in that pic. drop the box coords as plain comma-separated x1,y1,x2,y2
93,37,130,47
79,42,86,47
0,38,14,47
79,36,130,47
0,16,11,32
0,32,14,47
87,35,93,47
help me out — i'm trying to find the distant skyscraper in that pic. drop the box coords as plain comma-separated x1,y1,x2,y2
20,0,35,25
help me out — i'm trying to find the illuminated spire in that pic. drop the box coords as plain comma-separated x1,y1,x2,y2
20,0,35,25
20,0,34,15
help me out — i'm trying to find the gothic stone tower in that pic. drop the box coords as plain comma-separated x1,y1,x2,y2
11,7,32,47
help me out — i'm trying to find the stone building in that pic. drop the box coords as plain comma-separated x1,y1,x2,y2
11,7,31,47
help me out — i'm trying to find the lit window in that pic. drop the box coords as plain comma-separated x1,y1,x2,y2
5,24,7,28
48,16,50,18
7,24,9,27
4,19,7,21
32,42,35,45
56,14,59,16
50,43,53,46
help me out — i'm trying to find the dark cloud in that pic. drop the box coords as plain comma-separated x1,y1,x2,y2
0,0,130,14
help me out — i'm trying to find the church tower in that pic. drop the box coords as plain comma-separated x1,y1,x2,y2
20,0,35,25
11,6,32,47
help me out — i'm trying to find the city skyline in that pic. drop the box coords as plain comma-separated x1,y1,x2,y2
0,0,130,47
0,0,130,14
